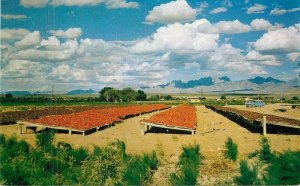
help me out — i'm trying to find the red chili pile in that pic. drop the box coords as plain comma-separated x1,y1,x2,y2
27,104,169,131
142,105,197,129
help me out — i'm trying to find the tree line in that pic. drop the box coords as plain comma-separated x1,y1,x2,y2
99,87,173,102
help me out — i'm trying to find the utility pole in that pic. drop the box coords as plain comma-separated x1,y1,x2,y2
280,91,283,103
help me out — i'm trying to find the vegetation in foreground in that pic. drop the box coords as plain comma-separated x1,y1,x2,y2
224,137,238,162
0,130,299,185
235,137,300,185
0,130,158,185
170,144,202,185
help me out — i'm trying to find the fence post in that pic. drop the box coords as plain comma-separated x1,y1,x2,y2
140,122,146,135
263,116,267,136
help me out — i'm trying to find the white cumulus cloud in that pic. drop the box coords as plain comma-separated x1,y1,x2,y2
20,0,138,9
49,28,82,39
184,62,201,69
254,24,300,53
145,0,197,24
207,44,268,75
40,36,61,50
104,0,138,9
251,19,272,30
246,50,281,66
132,21,219,53
270,7,300,15
1,14,28,20
287,52,300,62
20,0,49,8
1,29,30,41
247,4,267,14
15,31,41,49
209,7,227,14
196,2,208,14
215,20,251,34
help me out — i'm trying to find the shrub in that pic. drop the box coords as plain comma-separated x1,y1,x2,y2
0,134,159,185
235,160,258,185
123,151,159,185
80,146,124,185
36,129,55,151
264,150,300,185
258,137,273,162
71,147,89,165
170,144,201,185
224,137,238,161
220,95,227,100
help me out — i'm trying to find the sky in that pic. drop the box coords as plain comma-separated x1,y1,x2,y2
1,0,300,92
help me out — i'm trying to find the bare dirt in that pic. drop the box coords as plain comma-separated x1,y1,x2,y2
1,105,299,185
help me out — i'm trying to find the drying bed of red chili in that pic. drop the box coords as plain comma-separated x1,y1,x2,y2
142,105,197,129
26,104,169,131
207,105,300,127
0,105,119,124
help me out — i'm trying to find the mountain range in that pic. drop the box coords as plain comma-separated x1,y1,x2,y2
142,76,300,94
66,89,97,95
2,89,97,96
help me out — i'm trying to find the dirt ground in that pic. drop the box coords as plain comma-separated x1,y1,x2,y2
1,105,299,185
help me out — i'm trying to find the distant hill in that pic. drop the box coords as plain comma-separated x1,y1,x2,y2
248,76,285,84
66,89,97,95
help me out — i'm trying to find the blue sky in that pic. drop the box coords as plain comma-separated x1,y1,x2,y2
1,0,300,91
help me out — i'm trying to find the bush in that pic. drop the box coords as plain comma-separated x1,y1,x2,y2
258,137,273,162
224,137,238,162
220,95,227,100
0,133,160,185
36,129,55,151
264,150,300,185
235,160,258,185
170,144,201,185
239,138,300,185
81,146,125,185
123,151,159,185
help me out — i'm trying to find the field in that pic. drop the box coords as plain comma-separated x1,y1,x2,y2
1,103,299,185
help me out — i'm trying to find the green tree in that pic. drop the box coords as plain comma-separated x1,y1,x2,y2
220,95,226,100
224,137,238,162
120,88,136,102
36,129,55,151
148,95,159,101
170,144,202,185
235,160,258,185
164,95,173,100
104,89,120,102
4,93,13,99
136,90,147,101
258,137,273,162
99,87,114,101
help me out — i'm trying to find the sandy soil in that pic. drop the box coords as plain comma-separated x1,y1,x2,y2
1,105,299,185
228,103,300,120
